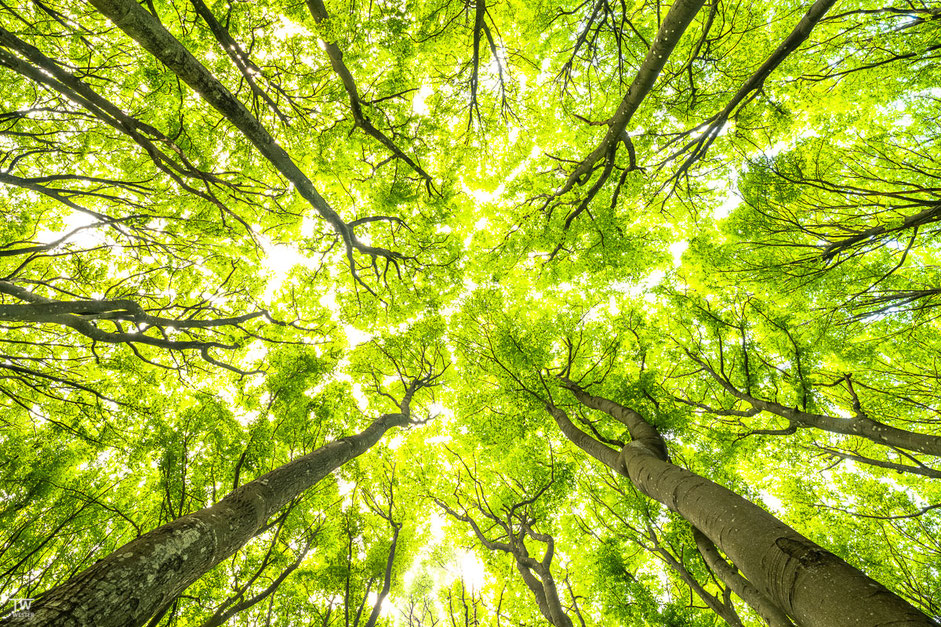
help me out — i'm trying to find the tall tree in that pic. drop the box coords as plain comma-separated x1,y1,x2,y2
24,355,441,625
549,375,931,625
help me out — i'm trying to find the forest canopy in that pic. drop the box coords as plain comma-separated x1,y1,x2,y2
1,0,940,625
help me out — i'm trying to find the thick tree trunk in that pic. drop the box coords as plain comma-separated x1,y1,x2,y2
552,382,934,627
26,413,409,626
619,443,930,626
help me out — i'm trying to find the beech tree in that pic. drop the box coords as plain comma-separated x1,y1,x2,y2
2,0,941,625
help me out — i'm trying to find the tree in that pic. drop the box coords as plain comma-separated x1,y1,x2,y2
429,446,580,627
550,376,928,625
22,349,442,625
2,0,941,625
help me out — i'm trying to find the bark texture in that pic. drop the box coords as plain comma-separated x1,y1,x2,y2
692,528,793,627
554,381,934,627
513,537,573,627
27,413,409,626
619,443,931,626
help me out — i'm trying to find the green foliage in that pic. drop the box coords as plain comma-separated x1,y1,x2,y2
2,0,940,624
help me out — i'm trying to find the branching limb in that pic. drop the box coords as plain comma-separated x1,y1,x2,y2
0,280,270,374
198,514,323,627
660,0,837,184
0,28,258,237
546,0,705,209
305,0,438,196
88,0,413,290
189,0,291,125
684,349,941,457
808,443,941,478
430,448,574,627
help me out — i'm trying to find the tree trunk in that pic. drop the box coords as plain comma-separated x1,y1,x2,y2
619,442,931,626
27,413,409,626
514,560,573,627
552,382,934,626
363,522,401,627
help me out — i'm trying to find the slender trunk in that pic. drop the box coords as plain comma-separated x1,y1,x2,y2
363,523,400,627
669,0,837,177
691,528,793,627
189,0,290,124
27,413,409,626
709,0,837,126
87,0,398,264
604,0,705,141
303,0,435,190
537,568,574,627
652,545,744,626
552,383,934,626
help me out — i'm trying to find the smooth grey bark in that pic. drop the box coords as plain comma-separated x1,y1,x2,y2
0,280,260,372
749,398,941,457
0,281,263,330
25,412,411,626
514,529,574,627
551,380,935,627
543,0,705,252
